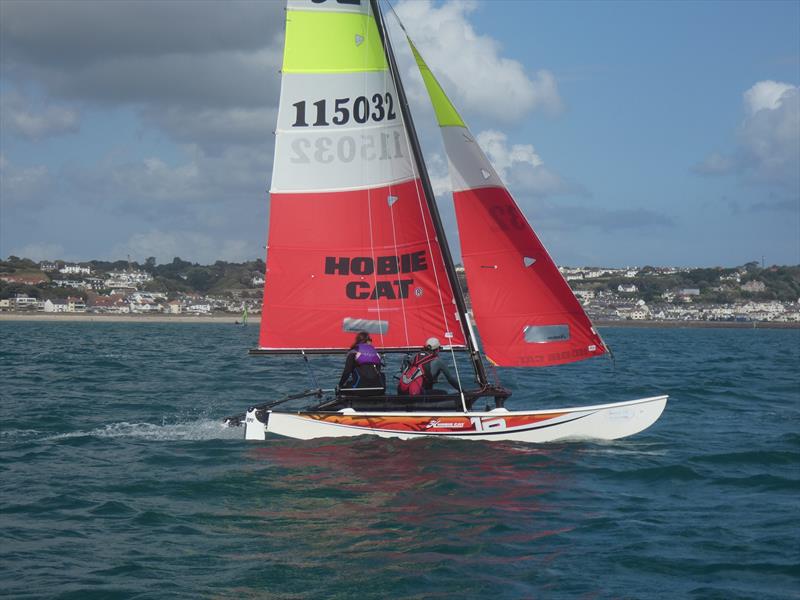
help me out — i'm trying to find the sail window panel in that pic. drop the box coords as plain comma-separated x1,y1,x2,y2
283,10,386,73
523,325,570,344
343,317,388,334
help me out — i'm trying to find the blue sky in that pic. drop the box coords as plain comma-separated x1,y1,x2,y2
1,0,798,267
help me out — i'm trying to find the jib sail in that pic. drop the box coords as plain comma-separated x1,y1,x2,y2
409,41,607,367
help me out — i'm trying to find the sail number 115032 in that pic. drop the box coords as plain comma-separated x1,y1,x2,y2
292,94,397,127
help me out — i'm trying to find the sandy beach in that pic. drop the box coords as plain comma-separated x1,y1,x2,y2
1,313,797,328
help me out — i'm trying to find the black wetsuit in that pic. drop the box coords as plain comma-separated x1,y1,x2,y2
338,348,384,390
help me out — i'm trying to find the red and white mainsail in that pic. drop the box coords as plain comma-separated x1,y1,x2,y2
259,1,465,351
409,42,607,367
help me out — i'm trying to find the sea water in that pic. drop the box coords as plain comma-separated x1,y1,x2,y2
1,322,798,599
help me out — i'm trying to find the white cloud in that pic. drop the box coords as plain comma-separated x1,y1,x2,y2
0,1,283,67
395,0,563,122
694,80,799,192
739,83,799,187
744,80,795,114
475,129,543,177
67,144,271,213
474,129,581,198
0,91,79,139
692,152,736,175
140,106,278,152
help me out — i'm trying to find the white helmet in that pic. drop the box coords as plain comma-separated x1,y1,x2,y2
425,337,441,350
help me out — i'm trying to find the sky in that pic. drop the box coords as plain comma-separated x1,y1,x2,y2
1,0,798,268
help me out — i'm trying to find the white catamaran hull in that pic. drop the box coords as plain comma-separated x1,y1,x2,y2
243,395,667,442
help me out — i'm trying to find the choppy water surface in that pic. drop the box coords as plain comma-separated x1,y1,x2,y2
1,322,798,598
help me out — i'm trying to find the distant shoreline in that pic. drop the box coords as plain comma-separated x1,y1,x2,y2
1,313,798,329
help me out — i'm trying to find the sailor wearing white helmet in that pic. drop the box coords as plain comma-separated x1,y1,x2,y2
419,337,460,393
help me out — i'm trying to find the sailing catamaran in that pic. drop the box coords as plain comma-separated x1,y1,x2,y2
226,0,667,441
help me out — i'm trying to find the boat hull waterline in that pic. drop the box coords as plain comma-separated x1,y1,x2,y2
243,395,668,442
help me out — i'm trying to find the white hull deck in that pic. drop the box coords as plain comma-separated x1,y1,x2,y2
243,395,668,442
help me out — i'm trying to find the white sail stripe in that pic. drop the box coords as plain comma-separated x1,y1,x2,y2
440,126,505,192
272,56,416,193
271,122,417,190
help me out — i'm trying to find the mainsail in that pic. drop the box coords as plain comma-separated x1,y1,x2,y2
259,0,466,351
410,42,607,367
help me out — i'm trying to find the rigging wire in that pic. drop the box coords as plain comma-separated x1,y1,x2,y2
375,0,469,410
300,350,320,391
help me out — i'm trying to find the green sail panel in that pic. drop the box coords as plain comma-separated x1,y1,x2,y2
409,41,465,128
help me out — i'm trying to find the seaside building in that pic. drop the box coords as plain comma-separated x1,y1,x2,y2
59,264,92,276
87,293,130,313
12,294,41,310
43,297,86,313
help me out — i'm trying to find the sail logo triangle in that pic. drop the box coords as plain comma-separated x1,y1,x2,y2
524,257,536,268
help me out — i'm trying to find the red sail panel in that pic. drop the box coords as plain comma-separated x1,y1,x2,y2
455,186,606,366
259,179,465,350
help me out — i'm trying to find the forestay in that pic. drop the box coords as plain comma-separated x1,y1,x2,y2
410,42,607,367
260,0,466,351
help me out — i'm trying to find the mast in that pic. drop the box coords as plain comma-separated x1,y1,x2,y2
370,0,487,387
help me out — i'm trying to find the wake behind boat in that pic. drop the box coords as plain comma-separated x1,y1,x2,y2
225,0,667,442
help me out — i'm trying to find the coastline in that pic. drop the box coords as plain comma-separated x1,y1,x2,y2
0,313,249,324
1,313,798,329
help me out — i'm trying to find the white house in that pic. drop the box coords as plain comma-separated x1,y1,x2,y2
59,264,92,275
185,303,211,314
44,299,69,313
